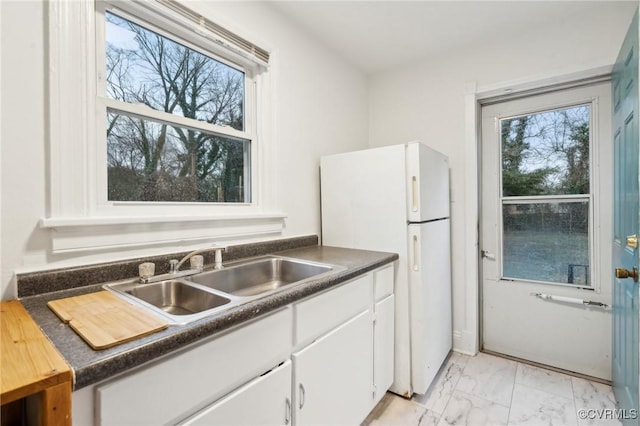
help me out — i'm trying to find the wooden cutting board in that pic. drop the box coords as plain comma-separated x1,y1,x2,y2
48,291,168,350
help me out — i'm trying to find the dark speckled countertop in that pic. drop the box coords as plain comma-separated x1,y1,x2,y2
19,244,397,391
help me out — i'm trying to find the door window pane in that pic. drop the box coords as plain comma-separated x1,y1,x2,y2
501,105,590,196
502,201,590,285
107,110,249,203
500,103,592,287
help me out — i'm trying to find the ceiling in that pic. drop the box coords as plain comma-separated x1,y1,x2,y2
270,1,638,74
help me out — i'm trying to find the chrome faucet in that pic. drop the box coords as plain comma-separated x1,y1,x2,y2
171,248,209,273
139,245,226,284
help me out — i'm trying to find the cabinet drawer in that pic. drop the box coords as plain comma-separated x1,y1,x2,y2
294,274,371,347
96,307,292,426
374,264,394,301
180,361,292,426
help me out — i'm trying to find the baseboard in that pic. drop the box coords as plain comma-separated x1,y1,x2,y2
452,329,479,356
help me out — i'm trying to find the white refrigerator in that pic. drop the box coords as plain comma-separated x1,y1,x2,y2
320,141,452,397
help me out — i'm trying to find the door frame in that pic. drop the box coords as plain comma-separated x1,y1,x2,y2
458,66,614,356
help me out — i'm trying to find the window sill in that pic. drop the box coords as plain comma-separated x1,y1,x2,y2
40,213,287,254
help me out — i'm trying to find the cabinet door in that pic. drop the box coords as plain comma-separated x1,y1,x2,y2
180,361,292,426
293,310,373,426
374,294,394,405
97,308,292,425
374,264,394,301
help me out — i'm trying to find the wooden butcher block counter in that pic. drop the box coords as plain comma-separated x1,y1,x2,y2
1,300,72,425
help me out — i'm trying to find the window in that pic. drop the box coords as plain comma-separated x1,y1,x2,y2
43,0,284,254
500,104,592,286
101,8,251,203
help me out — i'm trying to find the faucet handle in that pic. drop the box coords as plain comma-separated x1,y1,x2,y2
169,259,179,273
190,255,204,270
214,248,224,270
138,262,155,279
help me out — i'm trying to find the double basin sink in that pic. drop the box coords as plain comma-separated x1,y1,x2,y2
104,255,342,324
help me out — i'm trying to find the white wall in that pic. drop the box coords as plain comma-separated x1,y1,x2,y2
189,1,369,236
1,0,49,300
368,5,636,353
0,1,368,299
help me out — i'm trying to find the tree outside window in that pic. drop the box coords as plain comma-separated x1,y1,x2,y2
105,12,249,203
500,105,591,286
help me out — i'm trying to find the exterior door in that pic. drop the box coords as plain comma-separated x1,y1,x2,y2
481,82,613,379
612,10,640,424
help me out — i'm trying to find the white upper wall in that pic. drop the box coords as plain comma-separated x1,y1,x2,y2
1,0,634,309
367,4,635,353
0,0,368,299
273,1,635,75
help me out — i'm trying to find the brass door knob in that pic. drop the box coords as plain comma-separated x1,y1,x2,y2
627,235,638,249
615,267,638,282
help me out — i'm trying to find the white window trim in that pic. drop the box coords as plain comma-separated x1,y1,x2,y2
43,0,284,254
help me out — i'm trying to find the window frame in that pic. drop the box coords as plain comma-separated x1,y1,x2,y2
497,100,597,289
42,0,284,254
97,1,256,209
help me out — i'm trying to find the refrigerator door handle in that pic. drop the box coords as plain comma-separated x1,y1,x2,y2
413,235,419,271
411,176,418,212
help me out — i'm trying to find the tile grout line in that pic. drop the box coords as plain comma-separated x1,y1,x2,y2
446,389,511,409
506,361,520,425
412,354,466,413
516,362,577,400
416,403,442,426
441,354,513,424
415,353,615,426
433,364,462,426
570,376,580,426
431,353,474,425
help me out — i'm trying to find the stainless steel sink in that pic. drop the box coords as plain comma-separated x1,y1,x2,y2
125,280,231,315
104,255,343,324
189,256,340,297
104,279,234,324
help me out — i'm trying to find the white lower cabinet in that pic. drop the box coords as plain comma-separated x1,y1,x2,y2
96,307,292,426
92,264,395,426
180,361,292,426
293,310,373,426
373,294,395,405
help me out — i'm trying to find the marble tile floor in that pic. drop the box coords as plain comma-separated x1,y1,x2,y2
363,352,621,426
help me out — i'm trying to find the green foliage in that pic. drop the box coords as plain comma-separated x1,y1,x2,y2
561,123,589,194
501,116,556,196
502,168,555,197
500,107,590,197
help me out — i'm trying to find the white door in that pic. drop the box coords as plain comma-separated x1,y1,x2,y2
481,82,613,379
